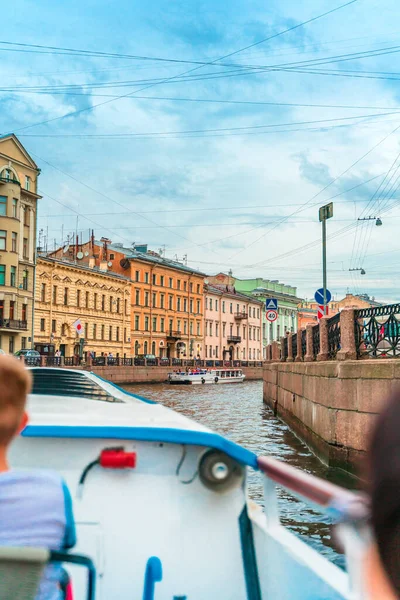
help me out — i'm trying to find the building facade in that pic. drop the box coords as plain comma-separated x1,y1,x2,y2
209,274,302,359
35,256,131,357
50,239,205,358
0,135,41,354
204,284,263,361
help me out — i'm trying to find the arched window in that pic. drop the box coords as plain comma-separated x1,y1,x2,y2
144,341,148,355
134,341,140,356
151,341,156,356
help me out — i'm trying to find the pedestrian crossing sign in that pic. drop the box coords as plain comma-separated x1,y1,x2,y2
265,298,278,311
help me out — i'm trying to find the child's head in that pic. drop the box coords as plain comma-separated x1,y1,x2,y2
0,356,31,448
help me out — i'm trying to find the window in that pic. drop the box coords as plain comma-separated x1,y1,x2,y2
135,289,140,305
109,326,112,341
40,318,45,332
0,197,6,216
243,348,246,360
205,345,208,358
144,316,149,331
93,293,97,309
243,326,246,339
223,323,226,337
210,322,213,336
135,315,139,330
25,176,30,191
22,270,28,290
205,297,208,310
116,298,120,313
183,298,187,312
109,296,113,312
209,298,212,311
160,276,164,286
190,283,193,293
135,270,140,282
190,321,193,335
24,208,29,226
86,291,90,308
10,266,16,287
189,300,193,313
230,303,233,314
197,284,200,294
144,341,148,355
177,279,181,290
11,232,17,252
23,238,28,259
41,283,46,302
124,299,127,314
169,277,173,288
12,199,17,218
230,324,233,336
215,299,218,311
116,327,120,342
144,292,149,307
169,295,173,310
93,323,97,339
77,290,81,307
0,231,6,251
63,287,68,305
145,272,149,283
196,300,200,314
51,319,56,333
184,320,187,334
183,281,187,292
222,301,225,313
22,304,27,322
61,323,66,336
101,295,105,311
9,301,15,319
152,341,156,355
53,285,58,304
152,273,157,285
21,337,27,349
177,297,181,311
160,318,165,333
215,346,219,358
216,323,219,336
160,294,164,309
152,292,156,307
110,253,115,260
152,317,157,332
101,325,105,340
197,322,200,335
9,337,14,354
237,325,240,337
85,322,89,339
169,318,173,332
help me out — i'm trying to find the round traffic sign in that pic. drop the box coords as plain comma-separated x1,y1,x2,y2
314,288,332,304
266,310,278,322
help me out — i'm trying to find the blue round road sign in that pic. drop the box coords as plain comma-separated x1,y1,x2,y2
314,288,332,304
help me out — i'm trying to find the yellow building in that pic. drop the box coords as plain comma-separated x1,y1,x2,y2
0,134,41,353
35,256,131,357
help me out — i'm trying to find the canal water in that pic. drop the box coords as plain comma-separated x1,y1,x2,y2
123,380,355,568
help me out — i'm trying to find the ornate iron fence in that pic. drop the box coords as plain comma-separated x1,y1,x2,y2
327,313,341,359
291,333,297,360
355,303,400,358
301,329,307,359
283,337,288,361
312,325,320,359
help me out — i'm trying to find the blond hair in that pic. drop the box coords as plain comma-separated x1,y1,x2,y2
0,356,31,446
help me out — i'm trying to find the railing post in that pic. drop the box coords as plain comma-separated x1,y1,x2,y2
317,316,329,361
271,341,280,362
337,308,357,361
305,324,314,362
280,336,286,362
295,330,303,362
287,333,294,363
40,355,46,367
87,355,93,368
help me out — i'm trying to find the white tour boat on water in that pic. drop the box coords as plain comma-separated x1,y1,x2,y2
8,367,369,600
168,368,245,385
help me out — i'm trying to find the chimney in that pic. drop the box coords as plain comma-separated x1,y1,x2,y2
99,261,108,271
89,257,96,269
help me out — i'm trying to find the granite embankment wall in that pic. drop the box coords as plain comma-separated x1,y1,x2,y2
72,365,263,384
263,360,399,474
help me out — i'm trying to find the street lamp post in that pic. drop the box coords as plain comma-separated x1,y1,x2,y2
319,202,333,316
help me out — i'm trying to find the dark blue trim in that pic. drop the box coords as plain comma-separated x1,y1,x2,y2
142,556,162,600
61,479,76,550
91,374,157,405
22,425,258,468
239,506,262,600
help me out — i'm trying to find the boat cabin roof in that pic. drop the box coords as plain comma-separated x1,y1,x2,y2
23,368,256,468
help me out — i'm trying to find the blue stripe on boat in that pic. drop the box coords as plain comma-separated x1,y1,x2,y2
22,425,258,468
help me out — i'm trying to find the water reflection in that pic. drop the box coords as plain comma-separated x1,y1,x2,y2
123,380,356,567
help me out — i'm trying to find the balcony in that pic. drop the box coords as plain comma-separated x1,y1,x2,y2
0,176,20,186
234,312,247,320
0,319,27,331
227,335,241,344
166,330,182,341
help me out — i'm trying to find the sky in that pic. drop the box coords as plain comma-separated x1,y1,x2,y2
2,0,400,302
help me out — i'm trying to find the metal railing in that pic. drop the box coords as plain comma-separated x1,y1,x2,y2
166,330,182,338
283,337,288,361
0,319,27,330
327,313,341,359
355,303,400,358
291,333,297,360
312,324,320,359
234,312,247,320
301,329,307,359
34,357,265,369
227,335,241,343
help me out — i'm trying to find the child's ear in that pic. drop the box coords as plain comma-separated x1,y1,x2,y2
18,411,29,434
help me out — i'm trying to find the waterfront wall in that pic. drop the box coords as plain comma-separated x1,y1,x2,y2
66,365,263,384
263,360,398,473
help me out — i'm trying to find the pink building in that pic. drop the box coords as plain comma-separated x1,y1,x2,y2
204,284,263,361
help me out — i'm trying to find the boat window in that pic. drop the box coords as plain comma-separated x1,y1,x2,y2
30,368,124,403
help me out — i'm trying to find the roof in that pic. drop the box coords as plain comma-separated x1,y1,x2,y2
98,241,207,277
38,255,131,283
206,284,264,305
0,134,39,171
22,368,257,468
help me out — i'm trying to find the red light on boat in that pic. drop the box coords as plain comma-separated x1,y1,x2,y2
99,448,136,469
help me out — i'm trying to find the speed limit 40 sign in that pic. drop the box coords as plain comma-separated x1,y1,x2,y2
266,310,278,322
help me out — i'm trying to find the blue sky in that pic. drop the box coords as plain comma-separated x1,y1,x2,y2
2,0,400,301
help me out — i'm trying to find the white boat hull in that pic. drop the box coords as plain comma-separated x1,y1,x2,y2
168,369,246,385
